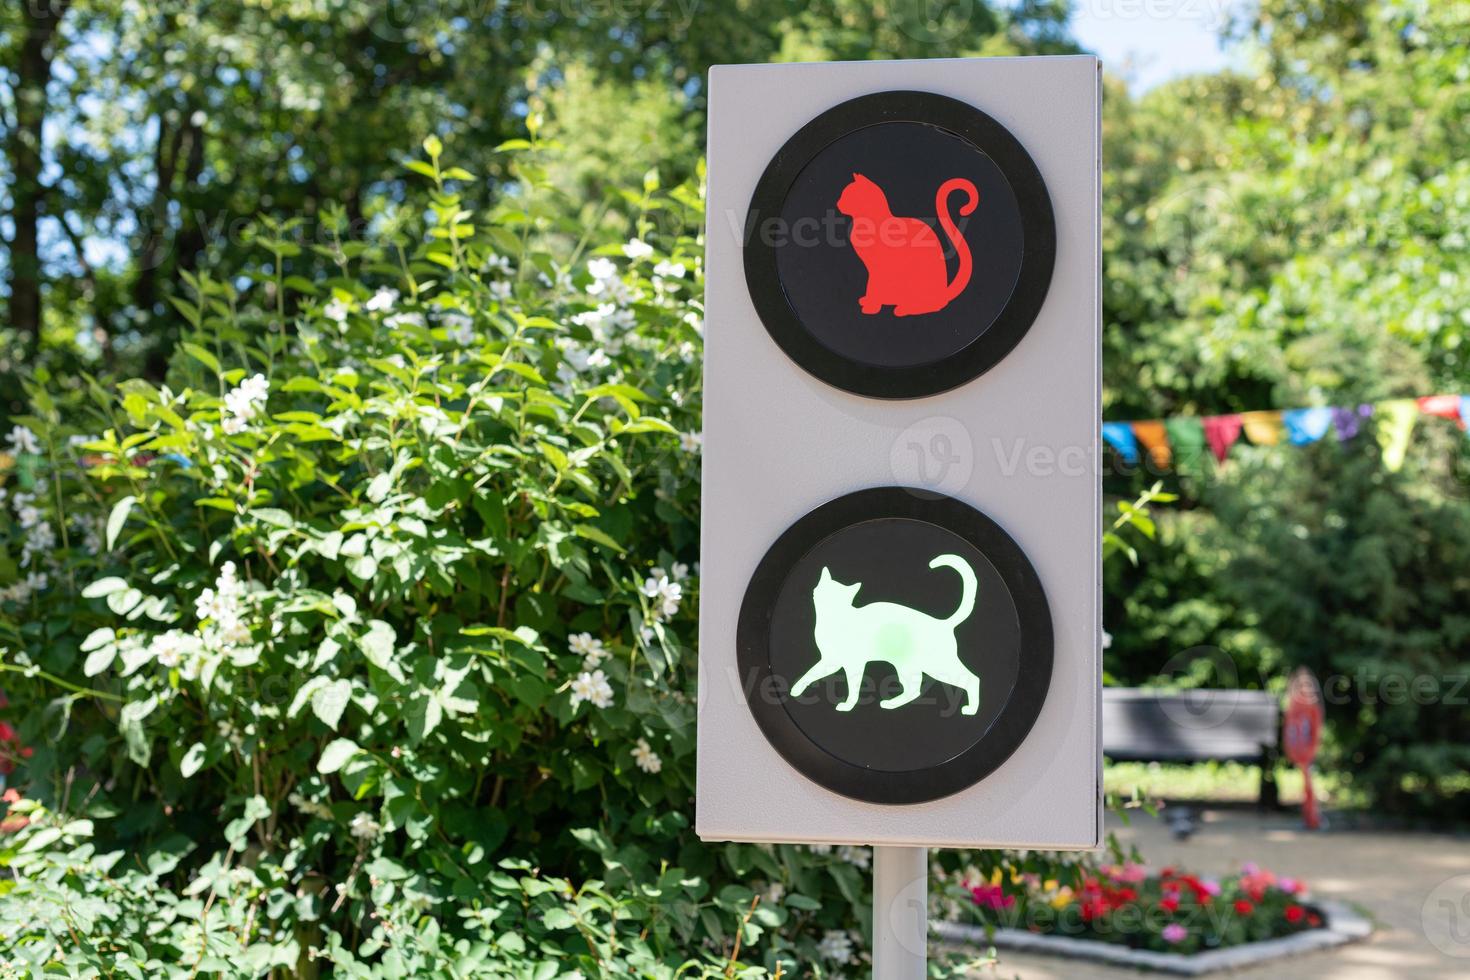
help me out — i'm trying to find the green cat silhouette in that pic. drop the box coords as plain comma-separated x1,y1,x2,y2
791,554,981,715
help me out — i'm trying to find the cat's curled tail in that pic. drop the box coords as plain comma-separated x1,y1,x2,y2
936,178,979,305
930,553,978,628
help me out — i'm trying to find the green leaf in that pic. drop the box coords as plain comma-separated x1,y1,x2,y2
318,738,361,774
541,908,576,930
251,507,294,528
180,742,206,779
225,796,270,850
105,495,137,551
312,679,352,730
359,620,396,669
572,524,624,554
181,342,221,375
81,576,129,598
83,642,118,677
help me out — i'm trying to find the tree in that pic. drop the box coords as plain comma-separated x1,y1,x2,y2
3,0,73,353
1,0,1075,398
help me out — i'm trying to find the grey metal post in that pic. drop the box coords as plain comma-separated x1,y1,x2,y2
872,845,927,979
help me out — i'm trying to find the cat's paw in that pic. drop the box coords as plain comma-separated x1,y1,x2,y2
859,297,882,315
961,704,979,716
835,702,858,712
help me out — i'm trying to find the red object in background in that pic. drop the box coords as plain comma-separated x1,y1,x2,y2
1418,394,1464,423
1283,668,1325,830
836,173,979,317
0,688,31,777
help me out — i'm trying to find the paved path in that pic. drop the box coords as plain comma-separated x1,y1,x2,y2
957,808,1470,979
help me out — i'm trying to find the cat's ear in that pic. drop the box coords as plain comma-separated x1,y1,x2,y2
819,567,832,583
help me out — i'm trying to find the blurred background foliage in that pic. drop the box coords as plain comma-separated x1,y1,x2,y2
3,0,1469,859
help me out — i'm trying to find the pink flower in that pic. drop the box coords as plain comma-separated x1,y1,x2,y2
970,884,1015,911
1279,877,1303,895
1162,923,1188,944
1200,877,1221,897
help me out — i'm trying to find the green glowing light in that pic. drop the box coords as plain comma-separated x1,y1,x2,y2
791,554,981,715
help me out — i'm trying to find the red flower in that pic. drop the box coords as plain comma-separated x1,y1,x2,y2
1160,896,1180,913
0,719,31,776
1308,913,1322,927
1234,900,1254,915
970,884,1015,912
1285,905,1306,924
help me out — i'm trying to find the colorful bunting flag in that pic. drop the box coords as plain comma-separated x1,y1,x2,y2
1101,422,1139,465
1419,394,1463,422
1100,394,1467,471
1132,421,1171,468
1164,417,1206,469
1282,407,1334,445
1332,404,1373,441
1239,411,1284,446
1376,399,1419,472
1202,414,1243,463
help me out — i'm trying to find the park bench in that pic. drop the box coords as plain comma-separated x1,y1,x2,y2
1102,687,1281,838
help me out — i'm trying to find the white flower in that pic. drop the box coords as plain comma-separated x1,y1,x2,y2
195,561,253,651
13,492,43,530
365,286,399,312
762,882,785,905
384,312,426,330
807,844,832,855
0,571,47,604
323,298,350,324
19,520,55,568
5,425,42,456
837,846,871,870
485,253,512,275
640,576,682,618
74,514,104,555
349,812,381,840
569,632,608,667
442,311,474,345
570,669,614,710
489,281,512,301
817,930,854,964
288,792,333,821
222,374,269,435
585,258,631,304
679,431,702,454
622,239,654,260
1102,629,1113,650
631,738,662,774
671,562,690,581
653,259,685,280
150,630,201,669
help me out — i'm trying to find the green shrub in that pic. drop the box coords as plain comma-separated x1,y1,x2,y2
0,136,895,978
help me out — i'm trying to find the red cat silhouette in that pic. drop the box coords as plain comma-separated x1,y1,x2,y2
836,173,979,316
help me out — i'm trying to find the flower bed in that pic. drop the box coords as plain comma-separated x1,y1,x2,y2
965,862,1325,953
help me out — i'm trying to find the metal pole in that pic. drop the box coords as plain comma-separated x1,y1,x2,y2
872,845,927,979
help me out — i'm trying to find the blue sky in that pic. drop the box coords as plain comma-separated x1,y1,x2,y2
1066,0,1244,91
